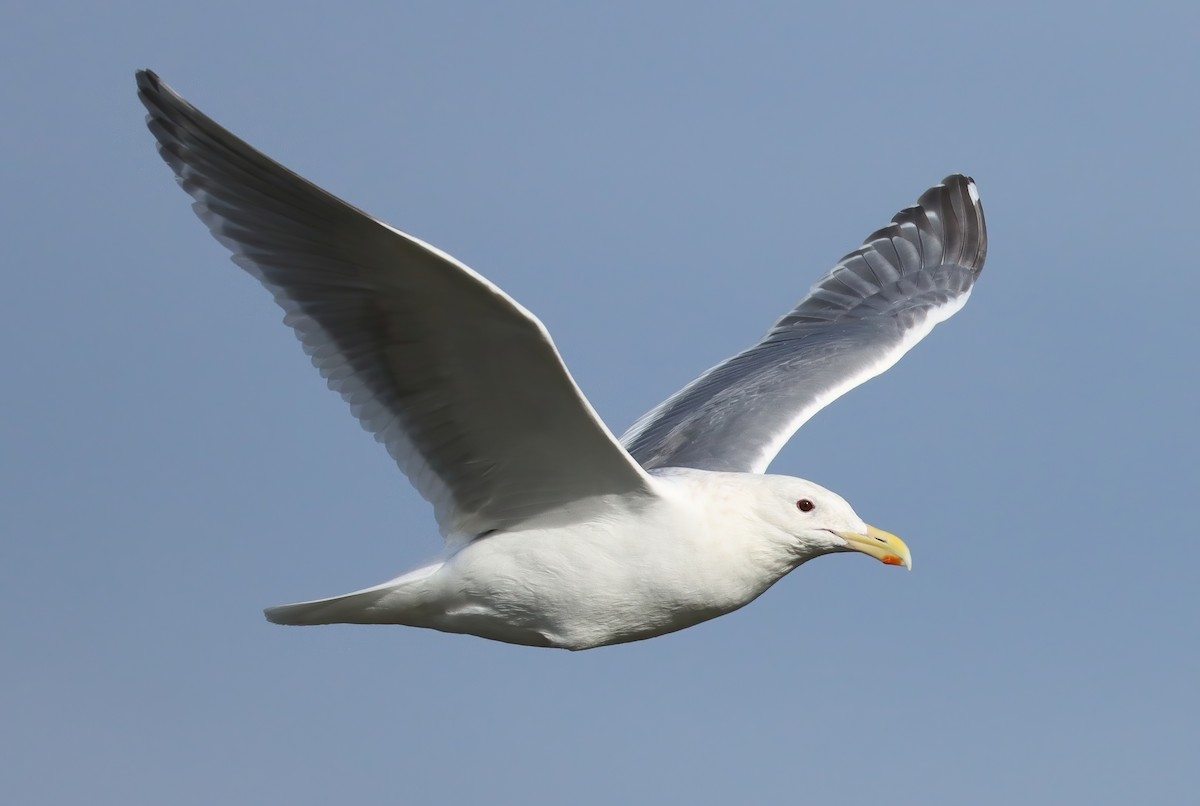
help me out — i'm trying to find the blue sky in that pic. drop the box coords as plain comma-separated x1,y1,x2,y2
3,2,1198,804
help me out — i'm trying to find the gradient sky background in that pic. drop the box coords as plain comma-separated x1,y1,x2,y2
3,3,1198,804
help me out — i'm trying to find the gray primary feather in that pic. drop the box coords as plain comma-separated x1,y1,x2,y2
136,70,653,539
621,176,987,473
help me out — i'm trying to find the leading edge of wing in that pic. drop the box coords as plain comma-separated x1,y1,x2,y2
622,175,987,474
136,70,655,539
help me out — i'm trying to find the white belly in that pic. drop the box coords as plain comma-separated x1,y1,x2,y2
266,469,805,650
423,497,782,649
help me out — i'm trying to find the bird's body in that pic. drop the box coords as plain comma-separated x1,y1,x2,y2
137,70,986,649
270,470,854,649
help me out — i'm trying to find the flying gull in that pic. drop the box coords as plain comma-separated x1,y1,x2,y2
137,70,987,650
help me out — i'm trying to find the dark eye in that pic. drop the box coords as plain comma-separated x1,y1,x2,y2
796,499,815,512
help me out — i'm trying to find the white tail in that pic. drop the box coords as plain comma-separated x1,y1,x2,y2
264,562,443,626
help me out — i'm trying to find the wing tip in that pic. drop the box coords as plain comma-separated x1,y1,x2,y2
937,173,981,210
910,174,988,275
135,68,168,108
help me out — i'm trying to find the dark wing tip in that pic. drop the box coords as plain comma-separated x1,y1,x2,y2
919,174,987,275
777,175,987,333
135,69,173,113
135,69,198,127
857,174,987,278
135,69,189,148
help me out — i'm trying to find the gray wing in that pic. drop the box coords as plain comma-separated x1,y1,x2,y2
622,175,986,473
137,70,654,540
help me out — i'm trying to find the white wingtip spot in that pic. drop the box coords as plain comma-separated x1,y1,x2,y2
966,180,980,205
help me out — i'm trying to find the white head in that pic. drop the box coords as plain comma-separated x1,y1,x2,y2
748,474,912,569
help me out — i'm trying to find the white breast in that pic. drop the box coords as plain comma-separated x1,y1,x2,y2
425,469,798,649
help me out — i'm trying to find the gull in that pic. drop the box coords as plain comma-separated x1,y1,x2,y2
137,70,987,650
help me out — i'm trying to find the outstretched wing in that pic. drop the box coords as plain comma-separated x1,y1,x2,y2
137,70,654,540
622,175,986,473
